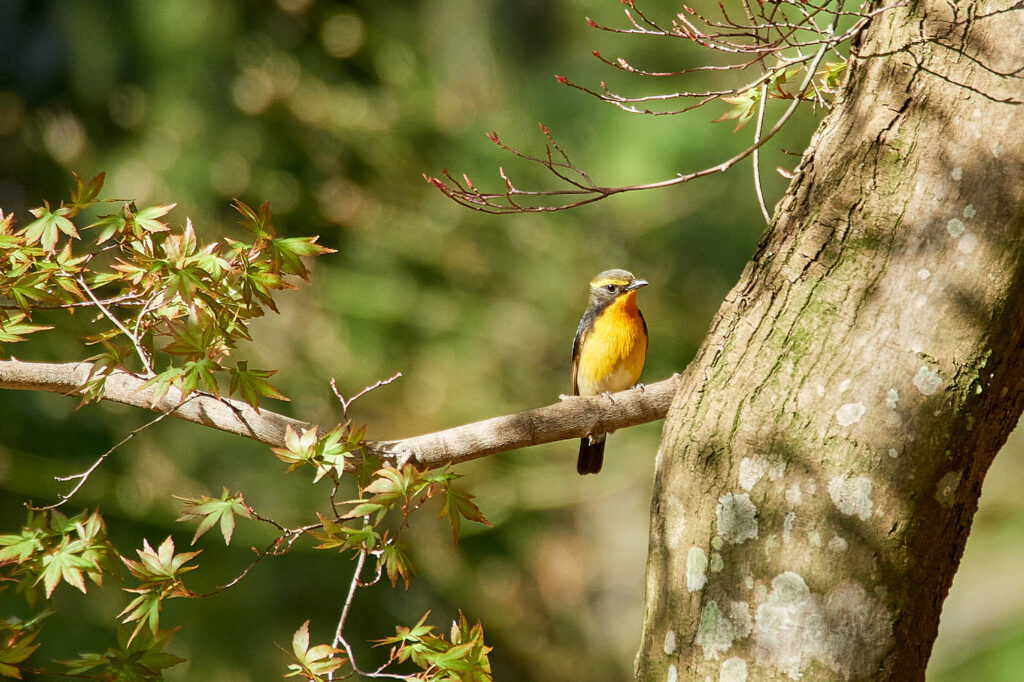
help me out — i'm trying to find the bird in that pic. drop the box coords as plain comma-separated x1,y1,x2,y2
571,269,649,475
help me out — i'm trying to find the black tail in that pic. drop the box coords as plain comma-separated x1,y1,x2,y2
577,435,606,475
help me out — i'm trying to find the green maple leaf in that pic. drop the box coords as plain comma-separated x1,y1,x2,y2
22,202,79,252
175,488,252,546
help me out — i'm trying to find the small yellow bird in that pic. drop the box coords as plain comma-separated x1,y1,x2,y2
571,269,649,475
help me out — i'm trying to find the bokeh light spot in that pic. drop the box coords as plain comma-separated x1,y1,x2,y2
321,11,365,59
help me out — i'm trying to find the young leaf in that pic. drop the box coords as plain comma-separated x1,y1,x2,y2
284,620,345,680
61,626,185,678
233,199,275,240
229,361,289,408
22,202,80,252
713,89,760,132
175,488,252,546
69,171,106,212
379,538,415,589
267,236,336,281
271,425,321,473
0,628,40,679
438,482,492,543
133,204,176,234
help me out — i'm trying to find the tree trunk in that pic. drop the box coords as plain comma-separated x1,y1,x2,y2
637,0,1024,680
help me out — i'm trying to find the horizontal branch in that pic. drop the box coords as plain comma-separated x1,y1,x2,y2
366,376,680,468
0,359,680,470
0,359,308,446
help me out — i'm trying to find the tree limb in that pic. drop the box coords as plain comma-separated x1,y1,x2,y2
0,360,307,446
0,359,680,469
367,376,680,468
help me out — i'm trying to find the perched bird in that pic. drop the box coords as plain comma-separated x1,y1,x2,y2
571,269,649,475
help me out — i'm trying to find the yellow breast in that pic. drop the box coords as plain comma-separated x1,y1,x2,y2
576,292,647,396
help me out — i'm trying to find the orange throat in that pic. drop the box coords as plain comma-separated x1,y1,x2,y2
576,291,646,396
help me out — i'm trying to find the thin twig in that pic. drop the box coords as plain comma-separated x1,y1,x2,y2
0,293,142,311
331,372,402,419
752,82,771,224
29,409,174,511
77,275,154,377
328,540,408,681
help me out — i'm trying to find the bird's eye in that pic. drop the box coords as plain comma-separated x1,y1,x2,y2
605,284,617,293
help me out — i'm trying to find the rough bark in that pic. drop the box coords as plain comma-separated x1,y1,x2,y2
637,1,1024,680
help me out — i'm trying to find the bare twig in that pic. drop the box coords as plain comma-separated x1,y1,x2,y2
29,409,175,511
329,541,408,681
195,519,322,598
331,372,403,419
78,275,154,377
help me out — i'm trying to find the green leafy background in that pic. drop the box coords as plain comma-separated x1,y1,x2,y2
0,0,1019,679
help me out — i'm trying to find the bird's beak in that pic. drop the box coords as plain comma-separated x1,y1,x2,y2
626,279,649,291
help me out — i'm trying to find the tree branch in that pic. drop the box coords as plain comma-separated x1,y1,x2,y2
367,376,680,468
0,359,306,446
0,359,680,469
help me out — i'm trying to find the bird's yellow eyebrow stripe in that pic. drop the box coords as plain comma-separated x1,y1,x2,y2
590,276,632,288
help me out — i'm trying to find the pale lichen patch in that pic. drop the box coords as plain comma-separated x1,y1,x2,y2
821,582,892,678
886,388,899,408
888,448,900,458
963,203,976,218
687,547,709,592
697,600,752,660
827,536,848,553
958,231,978,254
785,483,803,506
664,629,677,655
711,552,724,573
836,401,866,426
951,167,963,181
783,512,796,541
913,365,943,396
754,574,891,680
665,496,687,550
738,455,770,491
828,474,874,521
720,657,748,682
716,493,759,544
753,572,820,679
935,470,963,507
667,663,678,682
946,217,966,237
916,268,930,280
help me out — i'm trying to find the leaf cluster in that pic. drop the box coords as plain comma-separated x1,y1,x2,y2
0,173,333,409
0,510,189,680
374,611,492,681
0,509,118,603
311,463,491,590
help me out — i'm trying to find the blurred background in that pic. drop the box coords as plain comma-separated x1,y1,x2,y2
0,0,1018,679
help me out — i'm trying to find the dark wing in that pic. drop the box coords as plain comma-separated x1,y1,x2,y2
571,312,590,395
640,309,648,351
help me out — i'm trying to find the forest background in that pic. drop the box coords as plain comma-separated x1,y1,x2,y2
1,0,1021,679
